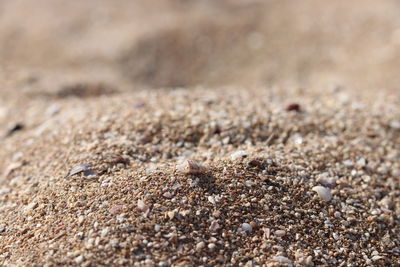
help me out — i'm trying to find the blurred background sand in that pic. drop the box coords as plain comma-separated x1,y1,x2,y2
1,0,400,94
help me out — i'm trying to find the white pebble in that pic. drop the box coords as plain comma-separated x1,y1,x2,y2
356,158,366,167
196,241,205,251
230,150,249,160
275,230,286,237
176,160,208,175
101,228,109,237
312,186,332,202
75,255,84,264
208,243,216,251
242,223,253,233
78,216,85,224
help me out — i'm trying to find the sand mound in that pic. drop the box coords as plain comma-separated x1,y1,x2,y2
0,88,398,265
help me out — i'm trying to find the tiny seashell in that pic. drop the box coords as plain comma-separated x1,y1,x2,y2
137,199,149,212
312,186,332,201
230,150,249,160
67,164,92,177
176,160,208,175
242,223,253,233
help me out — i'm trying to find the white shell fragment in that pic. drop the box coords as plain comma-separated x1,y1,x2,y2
230,150,249,160
176,160,208,175
312,186,332,202
67,163,93,177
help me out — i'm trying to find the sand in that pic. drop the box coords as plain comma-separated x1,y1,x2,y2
0,1,400,266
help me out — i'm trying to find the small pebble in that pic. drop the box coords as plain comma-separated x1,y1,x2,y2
75,255,84,264
176,160,208,175
209,221,220,232
78,216,85,224
275,230,286,237
208,243,216,251
196,241,205,251
163,192,172,198
137,199,149,213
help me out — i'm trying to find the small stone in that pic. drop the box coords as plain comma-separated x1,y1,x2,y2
109,205,124,214
312,186,332,201
242,223,253,233
176,160,208,175
163,192,172,198
209,221,220,232
389,120,400,129
137,199,149,213
212,210,221,218
356,158,366,167
208,243,216,251
101,228,109,237
78,216,85,224
75,255,84,264
275,230,286,237
230,150,249,160
286,103,301,112
196,241,205,251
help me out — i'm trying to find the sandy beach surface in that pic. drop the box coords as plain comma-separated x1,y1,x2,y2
0,1,399,266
